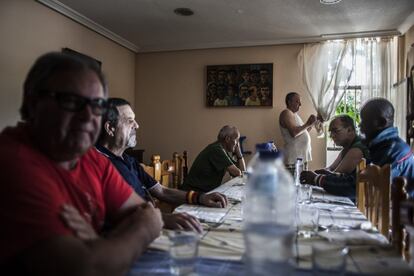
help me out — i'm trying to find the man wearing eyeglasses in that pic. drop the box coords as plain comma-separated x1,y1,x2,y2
0,52,163,275
300,115,369,200
96,98,228,233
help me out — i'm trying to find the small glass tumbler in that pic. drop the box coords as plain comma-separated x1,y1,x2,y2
298,184,313,204
312,241,349,276
169,231,199,275
297,205,319,238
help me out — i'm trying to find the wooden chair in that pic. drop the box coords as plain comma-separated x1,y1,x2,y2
159,151,188,189
140,151,188,189
401,200,414,265
392,177,409,259
358,163,391,237
140,154,176,212
140,154,161,181
173,151,188,188
356,158,367,214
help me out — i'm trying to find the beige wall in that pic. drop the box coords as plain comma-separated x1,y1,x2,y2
0,0,136,131
135,45,325,170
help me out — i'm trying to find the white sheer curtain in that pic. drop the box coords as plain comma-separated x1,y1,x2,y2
354,37,406,137
356,38,393,104
299,38,400,135
298,40,354,123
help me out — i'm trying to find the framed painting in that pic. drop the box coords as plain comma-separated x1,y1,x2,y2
206,63,273,107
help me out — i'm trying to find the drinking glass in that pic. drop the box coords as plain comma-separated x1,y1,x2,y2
298,184,312,204
169,231,199,275
312,241,348,276
297,205,319,238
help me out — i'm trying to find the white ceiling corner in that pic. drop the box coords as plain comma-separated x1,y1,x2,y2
36,0,139,52
37,0,414,53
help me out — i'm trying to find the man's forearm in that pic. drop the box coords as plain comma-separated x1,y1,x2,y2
88,218,155,276
237,157,246,172
24,204,161,276
152,186,187,205
292,124,310,137
21,219,156,276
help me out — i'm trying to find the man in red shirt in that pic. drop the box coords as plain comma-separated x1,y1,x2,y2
0,52,163,275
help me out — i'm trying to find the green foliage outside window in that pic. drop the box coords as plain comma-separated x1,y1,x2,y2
335,88,361,126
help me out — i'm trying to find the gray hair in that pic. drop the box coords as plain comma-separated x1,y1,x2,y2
97,98,131,144
331,114,356,131
217,125,239,142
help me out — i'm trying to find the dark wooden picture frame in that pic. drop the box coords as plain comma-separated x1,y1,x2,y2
206,63,273,107
62,48,102,69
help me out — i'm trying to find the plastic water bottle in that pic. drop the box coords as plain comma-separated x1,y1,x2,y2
294,158,304,186
243,151,296,276
246,142,277,175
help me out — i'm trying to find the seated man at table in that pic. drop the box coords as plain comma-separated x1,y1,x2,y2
359,98,414,197
181,125,246,192
0,52,163,275
300,115,369,200
96,98,228,233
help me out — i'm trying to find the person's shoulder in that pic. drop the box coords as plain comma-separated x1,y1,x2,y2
279,109,292,124
83,148,112,168
280,108,293,117
206,141,223,150
199,142,224,157
0,125,44,168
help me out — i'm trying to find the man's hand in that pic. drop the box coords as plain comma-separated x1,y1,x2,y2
123,203,164,244
61,204,98,241
199,192,228,208
314,168,332,175
300,171,318,185
234,142,243,157
306,114,317,126
162,213,203,233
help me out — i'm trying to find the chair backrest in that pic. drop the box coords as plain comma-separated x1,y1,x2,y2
359,163,391,237
140,154,161,181
173,151,188,188
392,176,409,259
356,158,367,213
141,151,188,189
160,151,188,189
401,199,414,265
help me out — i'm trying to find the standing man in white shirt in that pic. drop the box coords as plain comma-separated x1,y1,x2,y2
279,92,316,175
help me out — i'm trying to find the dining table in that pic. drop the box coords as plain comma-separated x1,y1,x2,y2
127,176,414,275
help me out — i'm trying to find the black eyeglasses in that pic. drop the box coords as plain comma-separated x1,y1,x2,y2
328,127,346,136
38,90,108,116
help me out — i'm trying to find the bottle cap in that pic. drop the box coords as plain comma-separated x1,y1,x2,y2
255,142,276,152
258,151,282,160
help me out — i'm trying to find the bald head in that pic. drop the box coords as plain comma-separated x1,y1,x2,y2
360,98,394,141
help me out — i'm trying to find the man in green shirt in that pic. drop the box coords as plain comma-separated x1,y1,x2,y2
181,125,246,192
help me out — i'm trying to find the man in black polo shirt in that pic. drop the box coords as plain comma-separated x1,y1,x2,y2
96,98,228,233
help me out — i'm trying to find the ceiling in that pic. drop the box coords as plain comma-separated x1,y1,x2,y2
38,0,414,53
